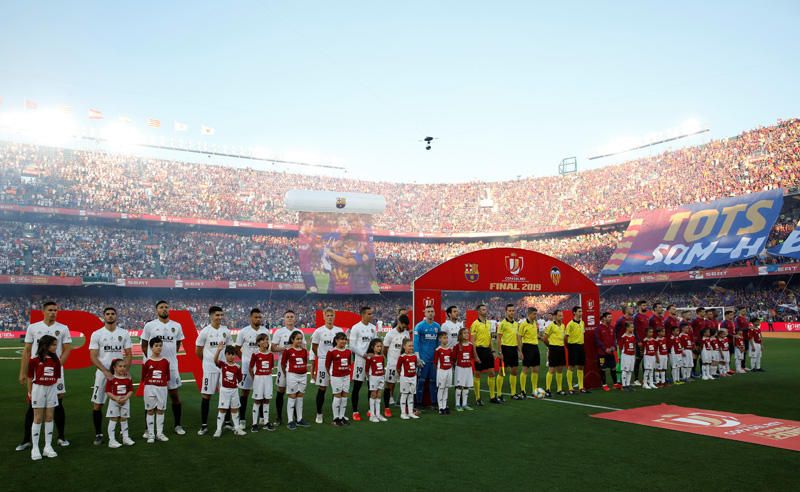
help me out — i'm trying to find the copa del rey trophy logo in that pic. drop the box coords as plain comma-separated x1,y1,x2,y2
655,411,741,428
423,297,435,308
504,253,524,275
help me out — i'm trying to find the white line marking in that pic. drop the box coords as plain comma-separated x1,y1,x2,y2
478,388,622,411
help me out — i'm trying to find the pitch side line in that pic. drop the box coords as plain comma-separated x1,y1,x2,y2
478,388,621,411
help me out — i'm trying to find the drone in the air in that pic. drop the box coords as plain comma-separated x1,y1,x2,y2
419,136,438,150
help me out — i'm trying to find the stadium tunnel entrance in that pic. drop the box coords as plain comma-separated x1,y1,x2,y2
412,247,603,388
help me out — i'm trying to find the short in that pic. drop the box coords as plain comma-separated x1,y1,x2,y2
657,355,669,370
144,385,168,411
167,366,182,391
314,362,330,387
286,372,307,395
750,343,762,358
566,343,585,366
711,351,720,363
598,352,616,370
352,356,367,382
106,400,130,418
276,366,287,388
683,349,694,368
218,387,240,410
474,347,494,372
31,383,59,409
400,376,417,394
454,366,474,388
735,348,745,362
522,343,540,367
330,375,350,394
501,345,519,368
368,374,385,392
720,351,730,365
252,374,273,401
239,363,254,390
670,353,683,369
201,369,221,395
91,371,109,405
620,353,635,372
701,349,713,364
548,345,566,367
436,368,453,389
643,355,656,370
385,362,400,384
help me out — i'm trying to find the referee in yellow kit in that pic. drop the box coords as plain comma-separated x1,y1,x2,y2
565,306,588,394
470,303,499,405
518,307,541,397
543,310,566,397
496,303,523,400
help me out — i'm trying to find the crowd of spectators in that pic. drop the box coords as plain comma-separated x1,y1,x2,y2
0,220,622,283
1,119,798,234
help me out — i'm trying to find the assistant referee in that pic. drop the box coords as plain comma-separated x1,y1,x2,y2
496,304,523,400
470,304,498,405
518,307,540,397
565,306,587,394
543,310,566,397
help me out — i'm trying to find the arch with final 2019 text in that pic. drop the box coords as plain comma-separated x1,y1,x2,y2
411,247,603,388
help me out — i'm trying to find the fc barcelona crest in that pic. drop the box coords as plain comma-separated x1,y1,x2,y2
464,263,480,283
550,266,561,286
336,197,347,209
505,253,524,275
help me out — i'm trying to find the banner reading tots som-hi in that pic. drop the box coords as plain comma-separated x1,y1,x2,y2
603,189,784,275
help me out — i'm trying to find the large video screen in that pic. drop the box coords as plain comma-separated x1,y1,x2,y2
297,212,379,294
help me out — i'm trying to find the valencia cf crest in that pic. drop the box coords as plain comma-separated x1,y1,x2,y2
464,263,480,283
171,327,176,333
505,253,524,275
336,197,347,209
423,297,435,308
118,335,123,342
550,266,561,286
54,330,60,336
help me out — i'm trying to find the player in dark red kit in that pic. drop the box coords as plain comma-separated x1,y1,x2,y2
632,301,650,386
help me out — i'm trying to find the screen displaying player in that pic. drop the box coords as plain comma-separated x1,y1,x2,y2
296,212,379,294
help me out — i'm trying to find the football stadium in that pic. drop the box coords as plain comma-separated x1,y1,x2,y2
1,2,799,491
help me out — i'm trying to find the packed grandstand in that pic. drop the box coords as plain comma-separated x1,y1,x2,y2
1,118,799,331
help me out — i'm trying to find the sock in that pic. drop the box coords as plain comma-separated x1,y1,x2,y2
610,368,617,384
316,390,325,414
374,397,381,415
383,387,390,408
287,398,296,423
495,375,504,398
295,397,304,421
510,374,517,395
23,405,33,443
232,412,240,428
147,414,155,436
352,381,362,413
216,412,225,433
121,420,129,439
672,367,680,382
436,388,443,409
566,370,574,390
225,409,232,424
556,372,563,391
406,394,414,414
201,398,210,426
44,421,53,448
546,372,553,390
54,404,65,439
252,403,260,426
93,409,103,435
332,396,340,419
371,398,378,416
31,423,41,452
520,373,528,393
577,370,584,389
156,414,164,435
399,394,407,415
172,403,182,427
487,376,496,399
275,392,285,421
474,378,482,400
239,395,248,417
263,403,270,423
108,420,117,441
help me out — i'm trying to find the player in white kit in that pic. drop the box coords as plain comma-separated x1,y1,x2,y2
382,314,411,415
195,306,232,435
141,300,186,435
17,300,73,451
89,307,133,446
311,307,344,424
271,310,304,426
441,306,463,348
234,308,270,429
349,306,377,421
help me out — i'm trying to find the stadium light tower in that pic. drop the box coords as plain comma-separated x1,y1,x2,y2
559,156,578,176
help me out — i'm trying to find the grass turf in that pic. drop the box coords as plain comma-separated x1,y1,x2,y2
1,338,797,491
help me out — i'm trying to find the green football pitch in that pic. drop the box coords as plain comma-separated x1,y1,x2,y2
1,338,798,491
